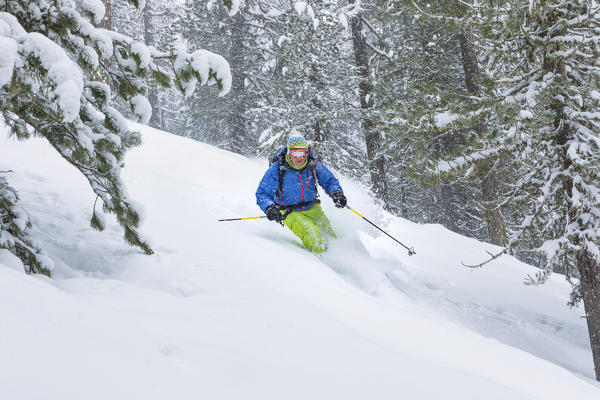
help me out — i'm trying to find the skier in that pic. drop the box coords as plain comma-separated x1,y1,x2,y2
256,135,347,253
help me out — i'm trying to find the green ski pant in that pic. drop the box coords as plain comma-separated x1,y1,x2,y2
281,204,336,254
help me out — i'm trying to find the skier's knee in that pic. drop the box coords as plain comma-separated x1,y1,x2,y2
302,227,326,253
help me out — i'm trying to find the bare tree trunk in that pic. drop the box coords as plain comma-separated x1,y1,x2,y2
477,160,507,245
312,117,327,143
349,6,389,207
227,12,246,154
458,26,507,245
440,182,460,233
310,62,328,144
432,131,460,233
101,0,111,30
458,29,480,96
93,1,113,89
577,250,600,380
143,2,163,130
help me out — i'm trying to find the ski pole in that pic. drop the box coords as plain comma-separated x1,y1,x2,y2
218,216,267,222
346,205,416,256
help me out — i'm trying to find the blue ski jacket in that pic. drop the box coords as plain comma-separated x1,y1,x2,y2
256,149,343,213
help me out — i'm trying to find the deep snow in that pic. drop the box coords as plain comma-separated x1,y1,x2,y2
1,123,599,399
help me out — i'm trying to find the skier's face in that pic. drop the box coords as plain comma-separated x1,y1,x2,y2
289,148,308,167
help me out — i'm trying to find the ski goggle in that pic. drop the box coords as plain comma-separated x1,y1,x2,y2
289,148,309,159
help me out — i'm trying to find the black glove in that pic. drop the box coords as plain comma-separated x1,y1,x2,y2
330,191,347,208
266,205,284,222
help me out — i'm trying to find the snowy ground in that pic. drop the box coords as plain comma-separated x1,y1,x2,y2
1,124,599,399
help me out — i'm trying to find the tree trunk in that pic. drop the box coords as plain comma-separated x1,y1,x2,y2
458,26,507,245
94,1,113,89
458,29,480,96
349,6,389,207
227,12,246,155
478,160,507,245
101,0,111,30
440,180,459,233
577,250,600,380
310,61,329,146
143,2,163,130
312,118,327,143
432,131,460,233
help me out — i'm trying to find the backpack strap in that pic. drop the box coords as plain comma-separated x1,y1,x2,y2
308,162,318,192
276,154,287,196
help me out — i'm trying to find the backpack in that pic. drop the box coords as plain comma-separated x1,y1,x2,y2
268,146,319,206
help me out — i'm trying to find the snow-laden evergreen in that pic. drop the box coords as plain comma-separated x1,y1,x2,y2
0,175,53,275
420,1,600,377
0,0,234,260
1,123,599,399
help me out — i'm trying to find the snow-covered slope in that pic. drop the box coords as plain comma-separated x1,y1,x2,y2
1,125,599,399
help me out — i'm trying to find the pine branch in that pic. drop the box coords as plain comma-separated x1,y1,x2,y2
366,42,392,61
461,248,508,268
360,16,382,41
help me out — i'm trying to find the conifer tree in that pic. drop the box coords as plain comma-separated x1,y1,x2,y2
254,0,364,172
346,0,390,207
0,175,52,275
367,1,482,230
109,0,183,131
437,1,600,379
495,1,600,380
0,0,235,272
178,0,256,153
